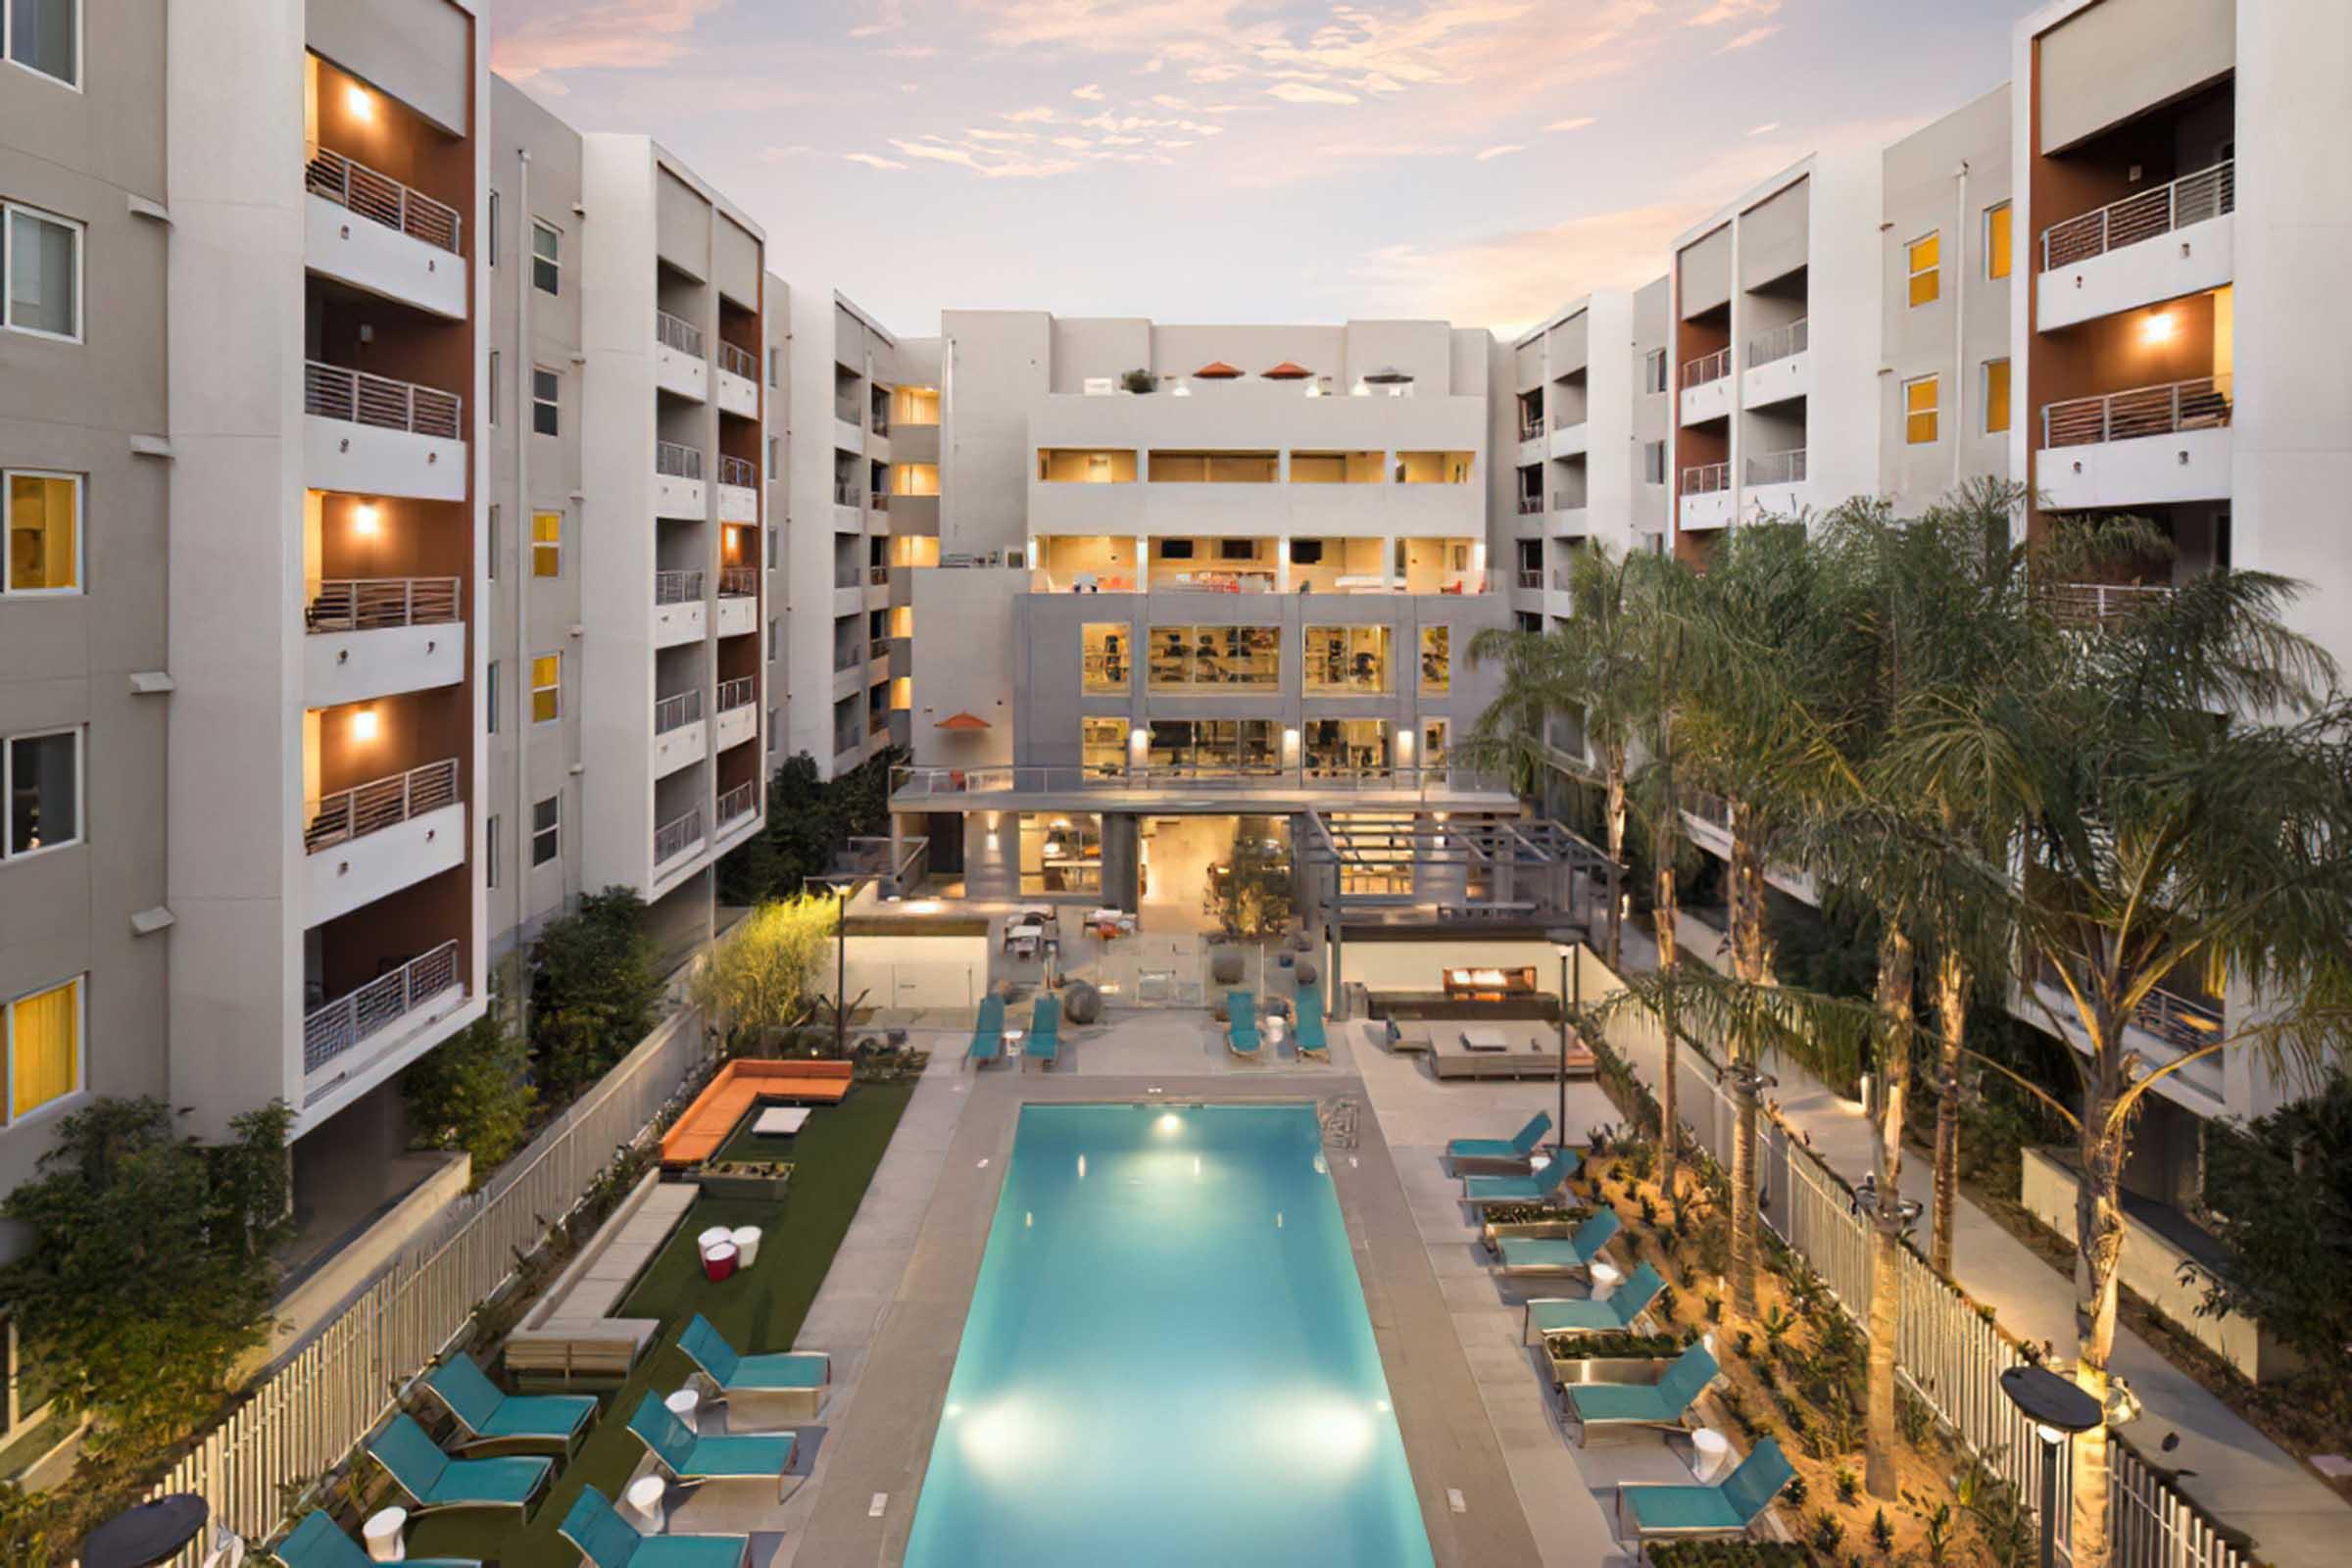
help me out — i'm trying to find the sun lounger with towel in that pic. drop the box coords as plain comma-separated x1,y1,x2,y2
625,1391,795,1496
1494,1208,1621,1277
1226,991,1261,1059
1446,1110,1552,1175
367,1412,552,1515
421,1352,596,1453
1616,1437,1794,1544
272,1512,479,1568
1522,1261,1666,1342
677,1313,832,1420
966,994,1006,1067
1024,992,1060,1070
558,1485,751,1568
1462,1149,1581,1208
1565,1342,1719,1438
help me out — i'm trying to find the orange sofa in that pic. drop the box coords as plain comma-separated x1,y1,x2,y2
661,1059,855,1170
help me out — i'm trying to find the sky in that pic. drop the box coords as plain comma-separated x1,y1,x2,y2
488,1,2037,339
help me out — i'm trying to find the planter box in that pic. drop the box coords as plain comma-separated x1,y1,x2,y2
1480,1215,1593,1251
1549,1354,1673,1395
697,1161,794,1202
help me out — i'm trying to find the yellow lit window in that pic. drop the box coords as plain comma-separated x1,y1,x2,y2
1907,232,1940,308
1985,203,2012,280
6,977,81,1124
1984,359,2012,434
5,471,78,594
530,654,561,723
1904,375,1939,445
532,512,561,577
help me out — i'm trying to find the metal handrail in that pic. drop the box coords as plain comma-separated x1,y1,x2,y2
655,310,705,358
2041,161,2234,271
1516,495,1543,515
2041,376,2232,449
1746,448,1807,486
833,481,860,506
656,440,705,480
868,637,891,662
716,675,758,712
1748,318,1809,367
2050,581,2175,627
1682,347,1731,389
304,145,462,254
307,576,461,633
655,808,704,865
872,492,891,511
715,781,758,827
835,398,863,426
717,341,758,381
1681,462,1731,494
303,940,462,1073
889,762,1507,801
654,690,704,733
304,361,461,440
1518,417,1544,442
717,565,758,597
868,564,889,585
717,455,757,488
833,645,862,672
1516,569,1543,590
305,758,461,854
654,568,704,605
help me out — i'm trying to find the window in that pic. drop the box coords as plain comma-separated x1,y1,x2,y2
1419,625,1449,693
1143,719,1278,778
1984,359,2012,434
1642,440,1666,485
1985,202,2012,280
766,619,779,661
1081,717,1127,778
1302,718,1391,779
1906,232,1940,309
487,662,500,734
4,203,80,339
487,351,500,424
531,220,561,295
487,190,500,267
1904,374,1939,445
532,368,560,436
3,728,79,859
531,511,561,577
766,707,779,751
1021,812,1102,896
1642,348,1668,395
1304,624,1391,693
1421,719,1448,773
3,976,81,1125
767,435,781,471
487,504,501,580
1146,625,1279,690
768,347,780,387
5,470,78,594
485,815,499,890
530,654,560,723
5,0,76,88
531,794,560,866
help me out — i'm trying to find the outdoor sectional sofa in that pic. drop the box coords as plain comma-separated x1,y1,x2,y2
505,1171,699,1385
660,1059,854,1170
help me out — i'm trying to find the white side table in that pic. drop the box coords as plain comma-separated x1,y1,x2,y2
665,1387,702,1434
361,1506,408,1563
1266,1015,1288,1049
1690,1427,1732,1484
621,1475,668,1535
1589,1259,1624,1301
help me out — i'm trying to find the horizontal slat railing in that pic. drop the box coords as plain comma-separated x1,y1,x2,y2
307,576,461,633
656,440,705,480
717,565,758,597
304,145,462,254
2041,377,2232,448
305,759,460,854
654,689,704,734
655,808,703,864
717,454,757,488
655,569,704,605
304,362,461,440
303,941,461,1074
2041,161,2234,271
715,781,757,827
2049,580,2176,628
716,676,757,712
655,310,704,358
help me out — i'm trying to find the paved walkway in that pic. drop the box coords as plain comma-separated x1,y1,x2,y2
1611,923,2351,1568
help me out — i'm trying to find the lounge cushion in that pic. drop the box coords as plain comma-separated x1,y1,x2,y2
678,1313,831,1392
368,1413,550,1508
424,1353,595,1446
559,1486,749,1568
1622,1439,1792,1535
662,1060,854,1169
627,1391,795,1483
273,1511,480,1568
1528,1262,1666,1336
1463,1151,1580,1203
1497,1208,1621,1271
1569,1344,1718,1425
1447,1110,1552,1161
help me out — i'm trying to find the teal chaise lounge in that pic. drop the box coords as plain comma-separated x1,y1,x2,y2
625,1391,796,1496
272,1511,479,1568
966,994,1006,1068
1462,1150,1581,1209
1616,1437,1794,1544
422,1352,596,1452
367,1412,552,1515
678,1313,832,1420
1446,1110,1552,1175
1522,1261,1667,1343
1294,983,1328,1060
1226,992,1261,1059
559,1485,751,1568
1494,1208,1621,1278
1564,1343,1719,1440
1023,992,1061,1071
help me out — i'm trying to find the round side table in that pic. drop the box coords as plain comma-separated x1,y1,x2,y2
361,1506,409,1564
665,1387,702,1434
621,1475,668,1535
1690,1427,1733,1484
1589,1259,1624,1301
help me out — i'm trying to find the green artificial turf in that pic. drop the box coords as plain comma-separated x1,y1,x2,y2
403,1080,914,1568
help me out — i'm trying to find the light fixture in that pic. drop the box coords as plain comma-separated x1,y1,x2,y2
345,83,375,122
352,501,380,536
351,707,380,741
2141,312,2176,345
1169,377,1192,397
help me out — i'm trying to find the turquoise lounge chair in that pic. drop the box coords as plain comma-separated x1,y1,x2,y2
1226,991,1261,1059
1616,1437,1794,1544
1523,1261,1666,1343
966,994,1006,1068
1024,992,1061,1071
1565,1343,1719,1439
558,1485,750,1568
1293,983,1329,1060
272,1511,479,1568
1462,1149,1581,1208
1495,1208,1621,1277
677,1313,831,1419
421,1352,595,1452
367,1412,551,1515
1446,1109,1552,1175
625,1391,795,1495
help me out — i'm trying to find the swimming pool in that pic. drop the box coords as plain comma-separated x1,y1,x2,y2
903,1102,1435,1568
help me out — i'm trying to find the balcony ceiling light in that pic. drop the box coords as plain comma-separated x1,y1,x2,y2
2141,312,2176,344
352,707,380,741
345,83,375,122
352,501,380,535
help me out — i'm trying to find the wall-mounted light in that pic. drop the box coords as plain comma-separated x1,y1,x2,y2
345,83,376,122
352,501,381,536
2141,312,2175,345
352,707,380,741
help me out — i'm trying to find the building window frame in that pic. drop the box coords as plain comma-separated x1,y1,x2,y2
487,662,500,734
531,220,561,295
530,653,561,724
1984,201,2013,281
1642,440,1666,486
4,468,82,596
531,794,560,867
2,973,86,1130
531,367,560,437
531,511,562,578
1984,358,2012,434
1905,230,1940,309
2,725,82,862
1641,348,1667,395
2,201,83,342
1904,373,1940,446
1418,624,1449,694
485,814,499,890
3,0,81,91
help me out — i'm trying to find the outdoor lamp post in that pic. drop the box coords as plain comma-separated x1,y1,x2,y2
1549,926,1588,1160
806,874,860,1057
2000,1363,2105,1568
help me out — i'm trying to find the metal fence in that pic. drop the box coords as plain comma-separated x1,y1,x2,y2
1572,947,2250,1568
146,1006,713,1560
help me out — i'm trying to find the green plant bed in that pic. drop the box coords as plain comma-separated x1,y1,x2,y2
1479,1201,1593,1226
1646,1542,1817,1567
694,1159,795,1201
403,1081,914,1568
1544,1329,1692,1362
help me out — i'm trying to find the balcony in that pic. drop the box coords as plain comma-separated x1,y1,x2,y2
2036,377,2232,511
1516,494,1543,516
1551,566,1573,592
655,806,706,870
1549,419,1589,461
715,342,760,417
2050,580,2175,628
304,576,463,707
716,567,759,637
1742,318,1809,410
1680,349,1732,427
1679,461,1732,531
1744,448,1807,514
715,780,759,833
654,569,706,648
653,689,707,777
716,455,758,523
303,146,466,319
304,362,466,502
834,480,861,509
1515,568,1543,592
715,677,759,751
655,311,709,402
1518,416,1544,444
656,440,707,519
304,759,465,926
304,939,463,1076
2038,163,2234,331
890,762,1513,808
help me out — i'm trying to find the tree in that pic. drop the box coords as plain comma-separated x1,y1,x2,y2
2198,1074,2352,1383
402,1014,537,1184
1205,827,1295,938
694,896,836,1052
530,886,664,1101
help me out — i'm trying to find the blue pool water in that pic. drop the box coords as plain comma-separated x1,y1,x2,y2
902,1102,1435,1568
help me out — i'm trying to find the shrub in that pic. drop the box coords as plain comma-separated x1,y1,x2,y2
1811,1511,1847,1554
1835,1466,1861,1505
403,1014,537,1184
531,887,664,1100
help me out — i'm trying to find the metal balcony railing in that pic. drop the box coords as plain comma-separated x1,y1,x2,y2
1682,462,1731,495
655,311,704,358
890,762,1507,802
655,808,704,865
834,564,861,589
304,146,462,255
1746,448,1808,486
834,645,862,672
715,781,758,828
717,341,758,381
2050,580,2176,627
306,576,461,633
1682,348,1731,389
656,440,705,480
834,481,860,507
868,564,889,585
655,569,704,605
303,940,461,1073
1516,494,1543,515
868,637,891,662
835,397,863,426
2041,376,2232,448
871,409,891,436
718,565,758,597
1518,416,1544,442
1516,569,1543,590
871,492,890,511
1748,318,1809,368
2041,160,2234,271
716,675,758,712
305,758,460,854
717,454,757,488
654,690,704,734
304,362,462,440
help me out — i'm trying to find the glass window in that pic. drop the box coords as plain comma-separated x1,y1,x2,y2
487,662,500,734
531,221,561,295
1904,375,1939,445
6,204,80,339
4,976,81,1125
1984,359,2012,434
1143,719,1278,779
485,814,499,889
1304,624,1391,693
4,729,79,858
488,351,500,424
487,504,501,580
1021,812,1101,896
531,794,560,866
486,190,499,268
1302,718,1391,779
1146,625,1278,690
1419,625,1449,693
1907,232,1940,309
5,470,78,593
7,0,76,87
768,347,780,387
530,654,560,723
1082,717,1127,778
1421,719,1448,774
1082,622,1131,692
1642,348,1668,395
1985,202,2013,280
532,367,560,436
1642,440,1666,484
531,511,561,577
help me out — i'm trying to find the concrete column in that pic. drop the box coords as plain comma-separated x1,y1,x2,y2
964,809,1019,902
1102,812,1142,913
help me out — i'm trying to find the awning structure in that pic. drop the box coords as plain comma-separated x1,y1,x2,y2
1261,361,1313,380
1293,810,1624,936
1192,360,1244,379
934,711,992,731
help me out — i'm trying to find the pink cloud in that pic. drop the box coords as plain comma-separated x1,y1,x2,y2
492,0,729,79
